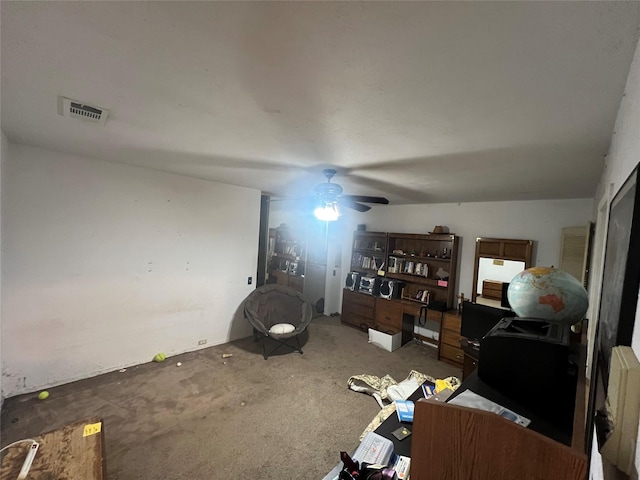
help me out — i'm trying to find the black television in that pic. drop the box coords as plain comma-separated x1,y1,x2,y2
461,301,516,341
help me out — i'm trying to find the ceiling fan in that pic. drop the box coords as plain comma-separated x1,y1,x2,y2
312,168,389,221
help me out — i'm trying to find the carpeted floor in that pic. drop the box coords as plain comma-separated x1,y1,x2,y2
0,316,460,479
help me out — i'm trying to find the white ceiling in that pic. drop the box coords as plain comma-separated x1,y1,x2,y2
2,2,640,205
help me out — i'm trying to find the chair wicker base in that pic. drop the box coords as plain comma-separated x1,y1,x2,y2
254,328,303,360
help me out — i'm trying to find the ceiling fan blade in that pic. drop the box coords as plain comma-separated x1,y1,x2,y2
339,199,371,212
341,194,389,205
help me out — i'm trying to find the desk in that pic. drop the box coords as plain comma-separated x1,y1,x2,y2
449,371,574,446
461,340,480,380
0,418,106,479
372,380,435,457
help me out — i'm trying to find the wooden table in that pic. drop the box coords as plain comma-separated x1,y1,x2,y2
0,418,106,479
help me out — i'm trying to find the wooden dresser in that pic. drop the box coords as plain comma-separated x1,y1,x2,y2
341,288,375,330
438,310,464,367
481,279,504,300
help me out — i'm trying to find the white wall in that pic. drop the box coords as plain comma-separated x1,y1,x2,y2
589,36,640,479
1,143,261,398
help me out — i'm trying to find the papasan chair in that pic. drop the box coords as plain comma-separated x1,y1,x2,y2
244,284,313,360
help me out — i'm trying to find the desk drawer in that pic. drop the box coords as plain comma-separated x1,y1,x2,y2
482,280,503,300
441,328,463,348
439,343,464,367
343,302,374,319
342,309,373,330
442,312,461,333
344,289,376,308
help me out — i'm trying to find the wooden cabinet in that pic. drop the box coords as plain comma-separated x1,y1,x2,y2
475,237,533,260
341,230,461,354
267,225,306,293
341,288,375,330
463,352,479,380
374,297,403,333
472,237,533,303
482,279,503,300
410,399,588,480
385,233,460,310
350,231,387,275
439,310,464,367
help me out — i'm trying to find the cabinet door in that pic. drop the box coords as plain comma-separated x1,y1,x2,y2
463,354,479,380
374,298,403,333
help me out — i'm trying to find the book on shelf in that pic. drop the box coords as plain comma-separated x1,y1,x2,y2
394,399,415,422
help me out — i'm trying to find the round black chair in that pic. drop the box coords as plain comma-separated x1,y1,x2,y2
244,284,313,360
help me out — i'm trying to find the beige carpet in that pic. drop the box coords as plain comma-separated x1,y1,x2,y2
1,316,460,479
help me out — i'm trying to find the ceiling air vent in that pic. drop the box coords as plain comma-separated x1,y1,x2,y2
58,96,109,126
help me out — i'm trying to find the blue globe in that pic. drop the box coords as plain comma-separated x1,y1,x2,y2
507,267,588,325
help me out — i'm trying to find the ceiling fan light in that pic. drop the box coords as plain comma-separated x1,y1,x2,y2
314,202,340,221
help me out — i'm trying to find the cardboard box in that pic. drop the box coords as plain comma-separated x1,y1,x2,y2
368,328,402,352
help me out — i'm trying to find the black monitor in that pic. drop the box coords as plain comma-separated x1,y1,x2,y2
461,301,516,341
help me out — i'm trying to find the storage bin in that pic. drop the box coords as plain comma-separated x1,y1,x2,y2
368,328,402,352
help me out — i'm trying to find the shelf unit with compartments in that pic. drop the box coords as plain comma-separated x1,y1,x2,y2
267,225,307,293
342,230,462,359
350,231,388,275
385,233,460,310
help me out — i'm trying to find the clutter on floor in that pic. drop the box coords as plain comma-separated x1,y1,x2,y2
347,370,461,440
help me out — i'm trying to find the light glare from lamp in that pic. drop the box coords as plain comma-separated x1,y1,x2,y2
314,203,339,221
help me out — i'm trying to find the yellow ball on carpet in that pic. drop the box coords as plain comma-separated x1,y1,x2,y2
153,353,166,362
38,391,49,400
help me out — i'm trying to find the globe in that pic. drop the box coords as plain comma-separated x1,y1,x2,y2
507,267,588,325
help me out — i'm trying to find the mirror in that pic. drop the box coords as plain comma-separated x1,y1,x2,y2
471,237,533,309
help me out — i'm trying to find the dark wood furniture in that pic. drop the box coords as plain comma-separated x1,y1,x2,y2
386,232,460,310
374,296,403,332
341,288,375,330
411,334,588,478
481,279,504,300
410,398,588,480
405,303,444,348
462,341,480,380
460,332,588,445
471,237,533,303
0,418,106,479
341,230,461,355
267,225,306,294
350,231,387,276
439,310,464,367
